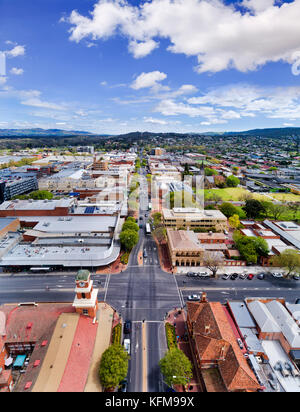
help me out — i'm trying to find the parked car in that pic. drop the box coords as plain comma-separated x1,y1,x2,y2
295,298,300,304
230,273,239,280
187,294,201,301
276,361,289,377
124,320,132,335
257,273,265,280
197,272,210,278
239,273,247,279
222,274,230,280
186,272,198,278
268,376,279,391
247,274,255,280
237,338,244,349
118,379,128,392
124,338,131,355
293,274,300,281
272,272,284,279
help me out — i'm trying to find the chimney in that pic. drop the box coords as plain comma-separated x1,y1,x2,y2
201,292,208,303
204,324,210,335
220,345,226,361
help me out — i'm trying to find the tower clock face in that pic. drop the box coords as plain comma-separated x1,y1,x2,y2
79,282,85,287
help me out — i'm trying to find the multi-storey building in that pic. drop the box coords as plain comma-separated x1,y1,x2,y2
163,207,227,232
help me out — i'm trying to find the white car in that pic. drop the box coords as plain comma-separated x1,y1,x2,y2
124,339,130,355
272,272,284,279
187,294,201,301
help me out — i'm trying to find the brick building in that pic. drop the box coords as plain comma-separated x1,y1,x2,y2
186,294,260,392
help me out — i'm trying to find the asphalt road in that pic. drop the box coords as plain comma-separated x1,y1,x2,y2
1,166,300,392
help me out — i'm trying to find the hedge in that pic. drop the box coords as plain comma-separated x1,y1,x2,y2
112,323,122,345
165,323,178,350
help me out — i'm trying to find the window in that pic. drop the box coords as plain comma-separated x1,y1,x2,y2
83,309,89,316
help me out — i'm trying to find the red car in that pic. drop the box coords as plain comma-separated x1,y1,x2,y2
247,274,254,280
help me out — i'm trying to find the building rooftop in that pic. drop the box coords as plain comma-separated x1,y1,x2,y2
76,270,90,281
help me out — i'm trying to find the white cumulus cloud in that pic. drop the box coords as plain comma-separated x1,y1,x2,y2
10,67,24,75
65,0,300,73
131,71,167,90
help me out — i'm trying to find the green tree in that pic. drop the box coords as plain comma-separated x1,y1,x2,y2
243,199,265,219
229,214,240,229
220,202,240,218
159,349,193,388
271,249,300,277
205,167,218,176
99,344,129,390
122,221,139,232
226,175,240,187
120,229,139,251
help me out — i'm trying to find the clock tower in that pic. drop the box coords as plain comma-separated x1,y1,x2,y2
72,270,98,318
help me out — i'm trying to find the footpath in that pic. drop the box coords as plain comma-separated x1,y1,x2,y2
165,308,204,393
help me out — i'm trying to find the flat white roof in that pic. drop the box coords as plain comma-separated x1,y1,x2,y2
262,340,300,392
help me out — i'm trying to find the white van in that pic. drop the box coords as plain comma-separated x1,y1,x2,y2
124,339,130,355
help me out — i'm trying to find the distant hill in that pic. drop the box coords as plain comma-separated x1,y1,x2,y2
112,128,300,140
223,127,300,137
0,128,96,137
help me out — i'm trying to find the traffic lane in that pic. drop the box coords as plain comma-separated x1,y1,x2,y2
176,274,300,290
147,322,167,393
0,290,74,305
180,289,300,305
127,321,143,392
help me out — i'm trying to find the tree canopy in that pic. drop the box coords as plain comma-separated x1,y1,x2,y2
271,249,300,277
226,175,240,187
99,344,129,390
120,229,139,252
159,348,193,388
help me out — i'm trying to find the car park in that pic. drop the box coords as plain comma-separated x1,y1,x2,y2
257,273,265,280
124,320,131,334
187,294,201,301
247,274,255,280
230,273,239,280
222,274,230,280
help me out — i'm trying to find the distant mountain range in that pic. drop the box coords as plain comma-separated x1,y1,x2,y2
0,128,96,137
0,127,299,139
113,128,300,139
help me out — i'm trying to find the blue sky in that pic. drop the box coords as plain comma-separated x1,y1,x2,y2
1,0,300,134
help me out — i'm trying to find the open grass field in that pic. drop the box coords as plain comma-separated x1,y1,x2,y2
267,192,300,202
200,187,300,203
201,187,270,202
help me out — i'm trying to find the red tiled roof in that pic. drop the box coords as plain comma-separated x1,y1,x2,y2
188,301,260,392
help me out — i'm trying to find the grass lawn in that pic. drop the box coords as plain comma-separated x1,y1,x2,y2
267,192,300,202
201,187,270,202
